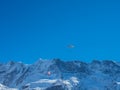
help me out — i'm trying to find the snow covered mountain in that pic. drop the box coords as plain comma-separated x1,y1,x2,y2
0,59,120,90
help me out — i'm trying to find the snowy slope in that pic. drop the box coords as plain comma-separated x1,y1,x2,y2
0,59,120,90
0,84,18,90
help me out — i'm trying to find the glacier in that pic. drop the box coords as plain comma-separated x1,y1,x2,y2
0,59,120,90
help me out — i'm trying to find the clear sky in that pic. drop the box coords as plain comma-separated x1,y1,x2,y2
0,0,120,63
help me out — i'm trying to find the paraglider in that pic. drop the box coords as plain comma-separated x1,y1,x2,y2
47,71,51,76
67,44,75,48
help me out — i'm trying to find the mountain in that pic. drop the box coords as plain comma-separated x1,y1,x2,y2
0,59,120,90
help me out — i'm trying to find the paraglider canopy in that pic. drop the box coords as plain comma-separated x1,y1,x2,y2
67,44,75,48
47,71,51,76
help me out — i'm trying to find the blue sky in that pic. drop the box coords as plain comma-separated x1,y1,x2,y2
0,0,120,63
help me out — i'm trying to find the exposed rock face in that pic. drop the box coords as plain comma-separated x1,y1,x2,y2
46,85,64,90
0,59,120,90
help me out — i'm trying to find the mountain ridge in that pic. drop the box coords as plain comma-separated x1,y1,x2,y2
0,59,120,90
